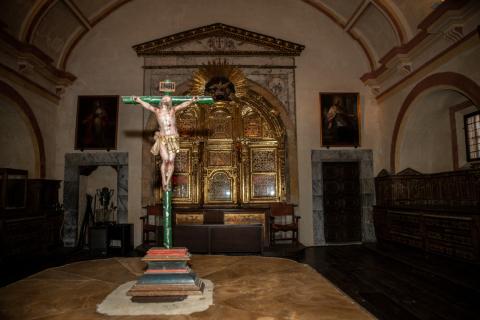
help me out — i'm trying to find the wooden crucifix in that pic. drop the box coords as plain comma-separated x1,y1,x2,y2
122,80,214,248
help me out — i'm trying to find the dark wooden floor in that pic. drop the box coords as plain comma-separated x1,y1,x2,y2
3,243,479,320
300,244,480,320
0,248,142,287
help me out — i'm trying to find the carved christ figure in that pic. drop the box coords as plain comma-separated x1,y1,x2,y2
133,95,199,191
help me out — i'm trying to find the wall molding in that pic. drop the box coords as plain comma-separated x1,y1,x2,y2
0,63,60,103
362,0,480,99
376,28,479,101
0,28,76,98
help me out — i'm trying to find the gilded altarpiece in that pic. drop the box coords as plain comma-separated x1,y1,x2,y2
138,23,303,207
167,94,284,206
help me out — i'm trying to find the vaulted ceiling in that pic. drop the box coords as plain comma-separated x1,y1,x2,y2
0,0,441,72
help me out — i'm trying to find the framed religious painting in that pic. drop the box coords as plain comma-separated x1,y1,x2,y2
75,95,119,150
320,92,360,147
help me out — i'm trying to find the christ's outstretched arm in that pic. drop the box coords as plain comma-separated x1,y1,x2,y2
133,96,157,112
173,96,199,113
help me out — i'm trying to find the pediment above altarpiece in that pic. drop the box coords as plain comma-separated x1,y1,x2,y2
133,23,304,56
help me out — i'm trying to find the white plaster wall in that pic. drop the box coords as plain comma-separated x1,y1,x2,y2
0,98,36,175
0,78,58,179
378,43,480,174
57,0,378,246
397,90,465,173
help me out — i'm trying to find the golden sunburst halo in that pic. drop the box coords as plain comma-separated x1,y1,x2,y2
190,60,247,100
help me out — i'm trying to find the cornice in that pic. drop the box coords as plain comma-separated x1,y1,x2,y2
418,0,470,31
374,27,478,101
0,63,60,103
133,23,305,56
360,0,479,99
0,28,76,88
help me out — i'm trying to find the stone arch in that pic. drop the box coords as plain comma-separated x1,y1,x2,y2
0,80,46,178
390,72,480,173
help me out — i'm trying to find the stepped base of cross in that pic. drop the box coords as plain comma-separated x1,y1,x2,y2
127,247,205,302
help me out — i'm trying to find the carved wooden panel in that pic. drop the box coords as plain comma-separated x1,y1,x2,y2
375,168,480,208
386,210,423,248
262,121,274,139
251,149,276,172
208,108,232,139
242,106,276,140
177,109,198,137
224,213,265,225
175,212,204,225
252,174,277,198
172,174,190,199
224,212,266,241
243,112,262,138
207,171,234,202
174,150,190,173
374,207,480,261
208,150,232,167
171,147,198,204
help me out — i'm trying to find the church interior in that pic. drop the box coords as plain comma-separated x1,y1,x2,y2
0,0,479,319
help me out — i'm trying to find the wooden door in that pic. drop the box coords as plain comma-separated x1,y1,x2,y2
322,162,361,243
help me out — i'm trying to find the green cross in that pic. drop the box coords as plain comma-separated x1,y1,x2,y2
121,94,214,249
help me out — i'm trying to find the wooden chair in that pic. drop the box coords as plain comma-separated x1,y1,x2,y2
269,203,300,245
140,205,162,247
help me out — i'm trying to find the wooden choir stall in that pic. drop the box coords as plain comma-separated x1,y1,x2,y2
374,168,480,262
